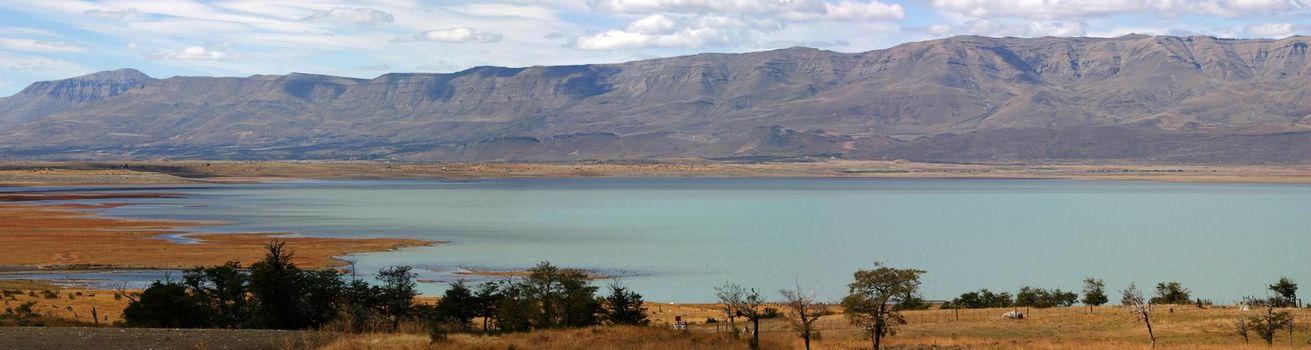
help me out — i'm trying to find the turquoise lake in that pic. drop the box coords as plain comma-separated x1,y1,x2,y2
11,178,1311,303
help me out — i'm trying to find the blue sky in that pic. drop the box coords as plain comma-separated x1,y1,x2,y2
0,0,1308,95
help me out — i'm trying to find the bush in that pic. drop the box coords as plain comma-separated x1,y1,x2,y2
948,289,1013,308
1014,287,1078,308
123,281,213,328
40,290,58,299
123,241,407,330
604,283,649,326
1150,282,1191,305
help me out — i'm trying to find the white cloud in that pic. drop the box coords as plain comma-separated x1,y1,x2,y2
1026,20,1087,37
577,27,730,49
84,8,149,21
6,57,83,71
161,42,235,61
0,51,90,79
304,7,394,25
575,13,781,49
926,23,954,35
588,0,904,21
919,19,1088,37
790,0,906,21
627,14,680,34
1245,22,1296,37
0,38,84,52
927,0,1309,19
415,28,504,43
445,4,559,20
576,0,900,50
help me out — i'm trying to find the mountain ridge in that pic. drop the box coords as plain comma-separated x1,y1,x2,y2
3,34,1311,163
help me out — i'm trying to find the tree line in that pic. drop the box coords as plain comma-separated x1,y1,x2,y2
123,241,648,337
121,242,1304,349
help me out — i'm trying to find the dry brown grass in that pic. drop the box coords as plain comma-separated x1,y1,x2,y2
1,285,127,324
652,304,1311,349
319,326,767,350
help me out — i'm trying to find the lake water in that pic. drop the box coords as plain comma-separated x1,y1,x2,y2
9,178,1311,303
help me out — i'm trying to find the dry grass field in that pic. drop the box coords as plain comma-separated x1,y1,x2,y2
6,278,1310,350
316,304,1311,349
1,283,127,325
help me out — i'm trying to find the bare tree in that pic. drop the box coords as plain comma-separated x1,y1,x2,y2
114,282,138,304
1121,283,1156,347
714,283,744,338
716,283,765,349
781,283,830,350
1232,317,1249,343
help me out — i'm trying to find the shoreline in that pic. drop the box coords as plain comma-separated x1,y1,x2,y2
5,160,1311,186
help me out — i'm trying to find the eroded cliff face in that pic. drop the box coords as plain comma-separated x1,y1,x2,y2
2,35,1310,163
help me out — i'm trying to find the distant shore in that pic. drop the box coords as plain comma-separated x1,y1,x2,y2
5,160,1311,186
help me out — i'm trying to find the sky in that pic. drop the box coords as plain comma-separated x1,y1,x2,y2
0,0,1309,96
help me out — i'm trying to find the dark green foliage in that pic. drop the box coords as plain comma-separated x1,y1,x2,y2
123,244,625,336
1269,277,1298,307
473,281,503,333
123,281,213,328
894,291,930,311
1081,278,1108,307
1150,282,1192,305
493,282,539,333
376,266,419,330
947,289,1013,309
520,262,603,328
1014,287,1078,308
842,263,925,350
244,241,344,329
182,261,249,328
435,262,615,334
122,240,399,331
341,278,384,332
432,281,478,331
603,283,649,325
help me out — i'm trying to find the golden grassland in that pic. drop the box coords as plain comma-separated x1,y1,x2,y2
6,160,1311,186
0,281,128,324
10,282,1311,350
322,326,776,350
314,304,1311,350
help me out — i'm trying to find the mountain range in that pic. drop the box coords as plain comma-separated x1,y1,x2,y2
2,34,1311,164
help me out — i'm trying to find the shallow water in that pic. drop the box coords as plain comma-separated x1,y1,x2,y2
10,178,1311,302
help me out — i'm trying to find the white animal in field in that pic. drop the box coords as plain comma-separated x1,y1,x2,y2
1002,310,1025,320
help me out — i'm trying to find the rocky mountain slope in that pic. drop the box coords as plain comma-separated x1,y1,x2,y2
2,35,1310,163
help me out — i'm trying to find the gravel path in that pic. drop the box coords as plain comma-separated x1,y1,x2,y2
0,327,341,350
